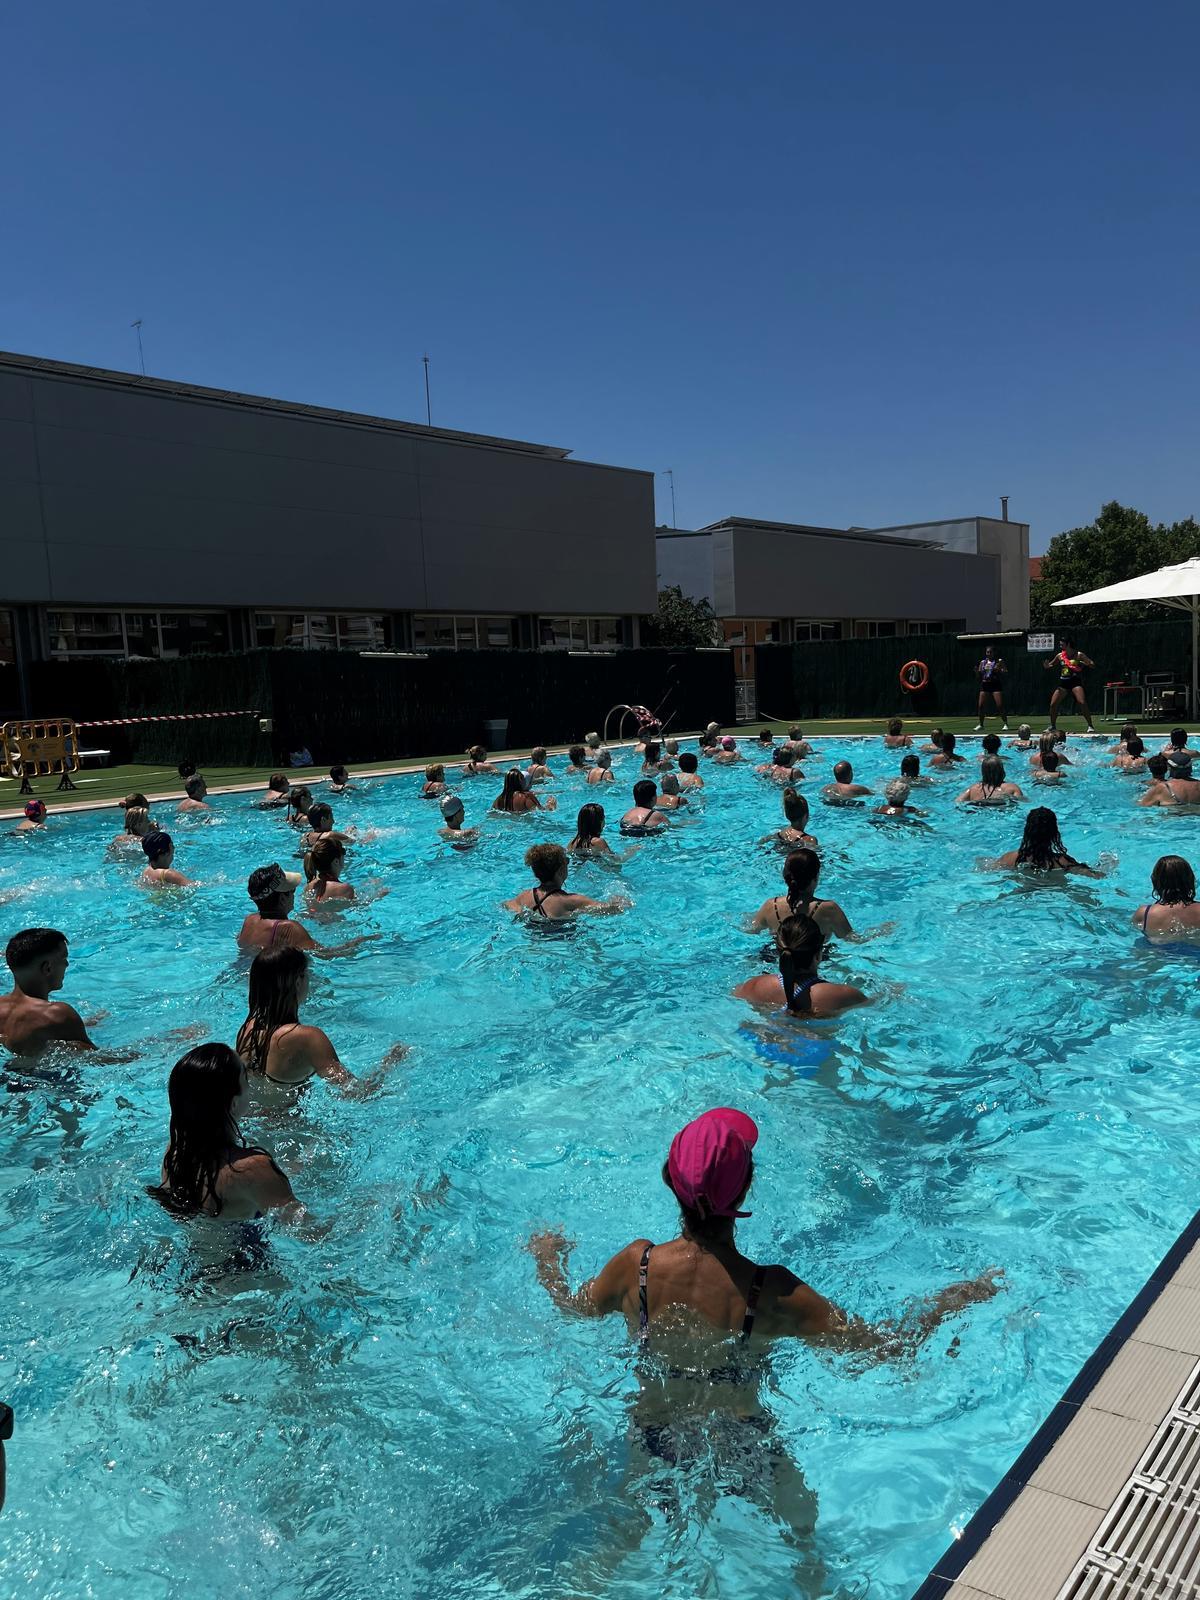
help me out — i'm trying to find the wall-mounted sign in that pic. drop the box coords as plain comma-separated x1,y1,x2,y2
1026,632,1055,652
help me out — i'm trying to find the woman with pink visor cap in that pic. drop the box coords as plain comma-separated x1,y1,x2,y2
530,1107,1000,1354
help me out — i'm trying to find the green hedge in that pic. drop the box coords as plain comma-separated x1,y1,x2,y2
755,621,1194,721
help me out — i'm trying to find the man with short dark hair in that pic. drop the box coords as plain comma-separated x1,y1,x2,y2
676,751,704,790
0,928,94,1054
822,761,872,803
178,775,210,813
620,780,669,834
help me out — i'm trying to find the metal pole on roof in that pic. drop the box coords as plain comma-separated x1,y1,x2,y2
662,469,676,528
422,354,431,426
131,320,145,376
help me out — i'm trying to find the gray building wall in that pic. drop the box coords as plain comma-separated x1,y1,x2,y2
867,516,1030,630
656,522,1000,630
0,356,656,615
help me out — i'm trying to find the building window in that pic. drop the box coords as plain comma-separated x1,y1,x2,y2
538,616,620,652
48,609,231,659
793,619,841,642
859,620,897,639
412,614,518,651
905,621,943,636
253,612,385,650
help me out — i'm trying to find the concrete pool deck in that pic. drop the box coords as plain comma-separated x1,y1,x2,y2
914,1206,1200,1599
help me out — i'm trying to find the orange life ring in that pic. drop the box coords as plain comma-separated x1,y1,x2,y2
900,660,929,693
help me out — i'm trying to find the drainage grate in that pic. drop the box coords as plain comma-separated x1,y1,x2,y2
1056,1359,1200,1600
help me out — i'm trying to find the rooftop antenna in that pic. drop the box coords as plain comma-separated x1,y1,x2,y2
661,468,676,528
131,319,145,376
1000,495,1009,522
422,354,431,426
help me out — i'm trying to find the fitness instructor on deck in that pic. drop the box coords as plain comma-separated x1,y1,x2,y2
1045,638,1097,733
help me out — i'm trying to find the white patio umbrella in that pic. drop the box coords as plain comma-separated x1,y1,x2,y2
1052,556,1200,718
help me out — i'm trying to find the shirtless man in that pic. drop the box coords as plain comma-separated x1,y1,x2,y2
620,779,670,834
675,751,704,790
787,725,815,758
140,831,196,888
503,843,628,918
177,775,210,813
0,928,94,1054
822,760,871,803
16,801,46,832
1008,724,1036,750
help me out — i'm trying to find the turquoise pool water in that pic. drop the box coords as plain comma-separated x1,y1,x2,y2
1,736,1198,1600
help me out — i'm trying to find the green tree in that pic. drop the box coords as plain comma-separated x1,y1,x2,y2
640,586,722,648
1031,502,1200,627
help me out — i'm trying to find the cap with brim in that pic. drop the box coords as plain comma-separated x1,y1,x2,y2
440,794,464,818
721,737,736,749
667,1108,759,1219
1168,752,1193,774
248,862,298,901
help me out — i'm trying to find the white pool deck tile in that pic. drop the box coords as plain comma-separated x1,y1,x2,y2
914,1210,1200,1600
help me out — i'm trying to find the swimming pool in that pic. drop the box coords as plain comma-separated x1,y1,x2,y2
2,735,1198,1600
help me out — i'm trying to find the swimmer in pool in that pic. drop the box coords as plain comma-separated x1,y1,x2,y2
503,843,629,918
771,786,818,849
1008,724,1036,750
16,801,46,832
110,806,156,852
526,746,554,783
421,764,448,798
304,838,355,904
493,768,556,814
564,745,590,775
748,848,851,941
676,751,704,790
735,914,868,1018
640,741,673,775
656,774,688,810
957,757,1025,805
1031,732,1072,770
882,717,912,749
1161,729,1200,761
568,803,635,862
438,794,480,846
755,728,775,749
620,779,670,834
978,733,1003,760
586,750,615,786
462,745,499,777
1032,751,1064,784
298,802,355,852
787,725,815,758
259,773,291,808
900,752,930,787
236,864,376,957
149,1042,308,1220
287,787,314,828
1108,723,1138,756
177,775,210,814
929,732,966,768
1132,855,1200,941
1139,754,1200,807
529,1106,996,1350
822,761,871,803
712,736,743,766
876,777,924,816
0,928,95,1055
328,764,354,794
994,808,1101,877
919,728,945,755
236,947,401,1094
759,746,803,783
140,831,195,888
1112,736,1146,773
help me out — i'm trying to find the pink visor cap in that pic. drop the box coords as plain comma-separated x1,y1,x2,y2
667,1108,759,1218
721,736,737,749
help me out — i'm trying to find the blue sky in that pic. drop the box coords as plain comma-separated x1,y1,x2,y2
3,2,1196,552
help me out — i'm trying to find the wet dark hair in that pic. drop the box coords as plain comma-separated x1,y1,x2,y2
782,847,820,912
1041,751,1060,773
900,754,920,778
929,728,944,748
633,779,657,807
982,733,1001,755
306,802,334,831
121,791,150,810
678,751,698,773
1171,729,1189,749
568,744,586,766
661,1156,754,1244
980,756,1006,790
287,787,313,824
833,760,852,782
1015,807,1073,870
782,786,809,828
5,926,66,972
887,718,902,736
773,747,795,769
1148,754,1170,779
777,912,824,1014
642,741,660,765
184,775,206,799
330,765,349,784
941,732,957,755
495,769,526,812
267,772,289,793
1152,855,1196,906
153,1042,246,1216
525,842,567,884
1119,724,1137,744
571,803,605,847
237,948,308,1076
304,837,344,881
1126,736,1145,758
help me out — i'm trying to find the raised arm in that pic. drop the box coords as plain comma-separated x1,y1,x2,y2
528,1233,644,1317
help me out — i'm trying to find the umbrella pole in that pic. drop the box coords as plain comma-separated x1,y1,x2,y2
1193,602,1198,722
